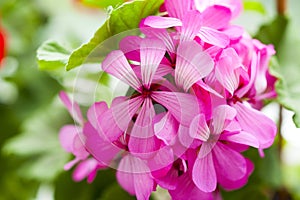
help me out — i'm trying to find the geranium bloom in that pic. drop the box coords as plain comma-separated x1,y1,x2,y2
100,38,204,156
57,0,278,199
59,92,105,182
189,105,257,192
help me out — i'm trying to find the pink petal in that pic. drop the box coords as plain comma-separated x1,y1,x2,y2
154,158,185,190
198,141,217,159
128,98,161,157
152,91,199,126
175,40,214,91
178,124,196,149
218,158,254,191
147,147,174,176
196,80,223,98
119,36,142,61
154,112,178,145
140,39,166,88
189,114,210,141
180,10,203,42
193,152,217,192
233,102,277,149
212,142,247,181
72,158,98,182
59,125,79,152
165,0,193,20
169,173,214,200
98,96,143,141
215,48,242,95
202,5,231,29
83,122,119,166
116,155,154,199
199,27,229,48
87,102,108,129
220,131,259,148
72,134,89,159
235,52,258,97
64,157,81,170
212,105,237,134
59,91,83,124
141,28,176,54
102,50,141,91
223,25,244,40
143,16,182,28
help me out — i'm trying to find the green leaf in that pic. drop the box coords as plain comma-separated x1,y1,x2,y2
2,97,71,181
255,15,288,48
66,0,163,71
243,1,266,15
37,40,71,71
81,0,124,8
100,183,135,200
269,26,300,127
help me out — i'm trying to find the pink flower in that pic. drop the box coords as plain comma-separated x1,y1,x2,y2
143,0,233,47
100,38,202,156
58,92,104,183
189,105,258,192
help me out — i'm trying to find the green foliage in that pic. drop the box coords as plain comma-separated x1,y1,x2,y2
256,5,300,128
243,1,266,15
3,98,70,182
37,40,71,71
66,0,163,71
100,183,135,200
81,0,125,8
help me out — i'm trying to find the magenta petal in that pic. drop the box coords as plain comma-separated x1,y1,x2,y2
213,142,247,181
72,158,98,182
72,134,89,159
165,0,193,19
212,105,237,134
102,50,141,91
142,28,176,54
199,27,229,48
143,16,182,28
140,39,166,88
87,102,108,129
196,80,223,98
233,102,277,148
147,147,173,176
99,96,143,141
59,125,79,152
180,10,203,42
117,155,154,200
169,173,214,200
218,158,254,191
202,5,231,29
83,122,119,165
128,98,161,157
154,112,178,145
193,152,217,192
223,25,244,40
190,114,210,141
175,41,214,91
119,36,142,61
59,91,83,124
215,48,242,95
152,91,199,126
220,131,259,148
178,124,196,149
198,142,217,159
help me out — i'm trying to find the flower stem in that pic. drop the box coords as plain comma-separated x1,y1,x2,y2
277,0,287,15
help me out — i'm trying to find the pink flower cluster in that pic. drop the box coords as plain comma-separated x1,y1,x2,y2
59,0,277,199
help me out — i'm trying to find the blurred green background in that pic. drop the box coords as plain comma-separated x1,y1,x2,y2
1,0,300,199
